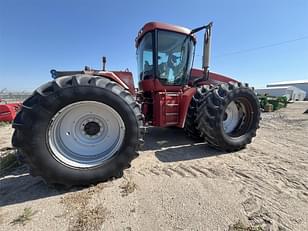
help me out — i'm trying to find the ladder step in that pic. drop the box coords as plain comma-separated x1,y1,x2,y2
166,103,179,107
165,122,178,125
165,93,180,96
166,113,179,116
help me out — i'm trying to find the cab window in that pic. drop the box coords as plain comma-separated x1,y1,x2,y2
137,33,153,80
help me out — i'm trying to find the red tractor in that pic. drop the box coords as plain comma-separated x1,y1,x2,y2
12,22,260,186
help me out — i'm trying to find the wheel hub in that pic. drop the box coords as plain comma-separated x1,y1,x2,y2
223,101,241,134
223,112,228,121
84,121,101,136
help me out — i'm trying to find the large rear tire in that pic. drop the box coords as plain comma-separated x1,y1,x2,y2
12,75,143,186
196,82,260,152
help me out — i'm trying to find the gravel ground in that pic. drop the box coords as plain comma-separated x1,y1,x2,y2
0,102,307,231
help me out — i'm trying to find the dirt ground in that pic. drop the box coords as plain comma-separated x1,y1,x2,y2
0,102,308,231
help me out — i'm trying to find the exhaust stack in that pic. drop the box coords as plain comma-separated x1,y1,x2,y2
102,56,107,71
190,22,213,80
202,22,212,79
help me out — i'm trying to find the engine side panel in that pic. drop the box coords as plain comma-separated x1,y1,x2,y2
190,69,238,85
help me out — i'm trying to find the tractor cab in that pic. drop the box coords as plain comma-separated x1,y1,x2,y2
136,22,195,90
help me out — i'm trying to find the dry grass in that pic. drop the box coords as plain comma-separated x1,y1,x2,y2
10,207,38,226
69,204,107,231
61,190,92,211
0,121,10,127
120,178,138,197
60,183,105,210
59,183,107,231
229,221,263,231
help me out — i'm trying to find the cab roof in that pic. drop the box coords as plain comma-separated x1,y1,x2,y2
135,22,195,47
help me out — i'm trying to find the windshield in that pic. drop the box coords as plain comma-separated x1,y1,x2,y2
157,31,194,85
136,30,194,85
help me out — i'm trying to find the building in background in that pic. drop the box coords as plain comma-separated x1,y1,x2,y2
267,80,308,100
255,86,306,101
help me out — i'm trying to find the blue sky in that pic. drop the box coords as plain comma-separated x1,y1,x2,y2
0,0,307,91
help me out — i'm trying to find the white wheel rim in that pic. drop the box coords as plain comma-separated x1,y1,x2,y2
48,101,125,168
223,101,241,134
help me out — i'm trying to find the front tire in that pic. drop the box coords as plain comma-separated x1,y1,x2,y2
196,82,260,152
12,75,143,186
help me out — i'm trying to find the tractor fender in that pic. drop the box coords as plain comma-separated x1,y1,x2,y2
112,71,136,96
97,71,129,91
178,87,197,128
97,71,135,95
52,70,135,95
